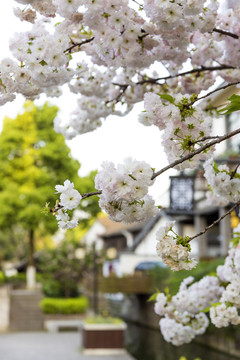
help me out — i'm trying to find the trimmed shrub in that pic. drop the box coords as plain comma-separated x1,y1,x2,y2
40,297,89,314
0,271,4,285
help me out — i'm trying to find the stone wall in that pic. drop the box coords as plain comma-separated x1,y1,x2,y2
0,285,10,332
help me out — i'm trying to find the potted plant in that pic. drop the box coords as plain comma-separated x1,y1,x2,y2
82,315,127,355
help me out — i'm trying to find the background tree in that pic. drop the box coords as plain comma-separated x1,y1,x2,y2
0,101,100,268
38,240,105,298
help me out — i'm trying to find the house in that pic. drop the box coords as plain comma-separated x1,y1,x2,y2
82,83,240,276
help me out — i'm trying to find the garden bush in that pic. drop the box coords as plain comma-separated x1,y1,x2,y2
40,296,89,314
0,271,4,285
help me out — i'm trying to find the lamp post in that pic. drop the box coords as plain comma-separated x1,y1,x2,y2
92,241,98,315
170,175,195,213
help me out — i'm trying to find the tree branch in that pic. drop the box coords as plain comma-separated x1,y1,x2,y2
113,65,236,89
231,163,240,179
131,0,143,8
105,84,128,104
137,65,236,85
64,37,95,53
81,190,102,199
151,127,240,180
212,28,239,39
189,135,222,145
191,81,240,105
188,199,240,242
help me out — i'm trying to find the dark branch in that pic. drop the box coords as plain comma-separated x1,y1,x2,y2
191,81,240,105
131,0,143,7
113,65,236,89
152,127,240,180
189,135,222,145
81,190,102,199
136,65,236,85
64,37,95,53
212,28,239,39
105,84,128,104
188,199,240,242
231,163,240,179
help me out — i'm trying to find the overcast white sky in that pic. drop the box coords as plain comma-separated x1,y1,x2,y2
0,1,179,204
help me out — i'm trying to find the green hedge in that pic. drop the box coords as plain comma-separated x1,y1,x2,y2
40,297,89,314
0,271,4,285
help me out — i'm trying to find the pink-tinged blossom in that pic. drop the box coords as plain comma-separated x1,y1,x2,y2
204,158,240,203
156,221,197,271
95,159,157,223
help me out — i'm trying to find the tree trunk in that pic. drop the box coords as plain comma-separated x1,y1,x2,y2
29,229,35,267
27,229,36,290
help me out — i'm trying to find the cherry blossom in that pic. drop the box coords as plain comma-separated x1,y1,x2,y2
3,0,240,346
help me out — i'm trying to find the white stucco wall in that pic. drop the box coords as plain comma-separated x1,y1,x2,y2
82,221,105,251
0,286,10,332
134,217,167,256
118,252,162,275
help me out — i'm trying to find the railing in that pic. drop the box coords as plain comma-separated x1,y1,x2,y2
83,275,154,295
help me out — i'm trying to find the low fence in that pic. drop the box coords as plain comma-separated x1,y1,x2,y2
84,275,154,295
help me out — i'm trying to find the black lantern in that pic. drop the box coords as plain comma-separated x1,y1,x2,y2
170,175,195,212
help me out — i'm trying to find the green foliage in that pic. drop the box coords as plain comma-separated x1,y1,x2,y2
0,271,4,285
0,272,27,288
218,94,240,115
147,290,161,302
85,316,124,324
40,278,64,298
149,258,224,295
4,273,26,287
38,240,106,298
0,227,28,262
40,297,89,314
158,93,175,104
0,101,100,262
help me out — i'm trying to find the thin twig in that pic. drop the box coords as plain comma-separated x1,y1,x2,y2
105,84,128,104
191,81,240,105
231,163,240,179
137,65,236,85
189,135,222,145
188,199,240,242
151,127,240,180
64,37,95,53
131,0,143,7
212,28,239,39
112,65,236,88
81,190,102,199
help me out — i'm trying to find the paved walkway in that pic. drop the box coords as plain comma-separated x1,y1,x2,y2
0,332,135,360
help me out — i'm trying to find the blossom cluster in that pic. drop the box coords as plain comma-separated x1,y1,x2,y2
154,275,222,346
95,158,158,223
0,0,237,142
204,158,240,204
5,0,240,347
139,93,213,170
156,221,197,271
209,225,240,328
155,226,240,345
54,180,81,229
